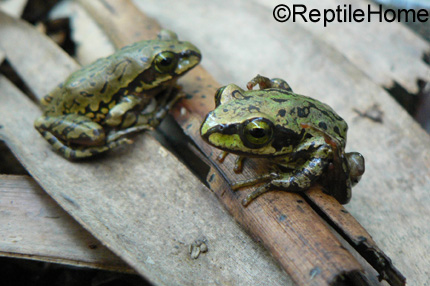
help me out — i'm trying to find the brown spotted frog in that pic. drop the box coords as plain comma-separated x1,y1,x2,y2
35,30,201,159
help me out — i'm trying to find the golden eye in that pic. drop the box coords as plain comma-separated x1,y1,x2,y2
154,51,178,73
241,118,273,148
214,86,226,107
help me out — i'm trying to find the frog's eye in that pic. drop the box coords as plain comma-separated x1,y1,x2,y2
241,118,274,148
154,51,178,73
214,86,226,107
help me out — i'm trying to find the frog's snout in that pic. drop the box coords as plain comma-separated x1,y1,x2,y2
182,49,202,60
200,112,237,145
200,111,218,139
177,48,201,73
201,125,226,142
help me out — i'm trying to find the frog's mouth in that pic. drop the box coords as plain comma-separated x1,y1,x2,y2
201,123,239,143
201,111,237,139
201,118,272,156
201,130,278,158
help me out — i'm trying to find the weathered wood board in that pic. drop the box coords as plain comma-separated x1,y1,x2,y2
1,0,429,284
256,0,430,94
137,0,430,284
1,3,388,285
0,74,292,285
0,0,27,17
0,175,132,272
77,2,395,285
0,10,300,284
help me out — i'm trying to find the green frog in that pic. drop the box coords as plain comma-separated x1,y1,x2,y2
200,75,364,206
35,30,201,159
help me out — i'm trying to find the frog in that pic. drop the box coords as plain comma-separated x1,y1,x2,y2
200,75,364,206
35,30,201,159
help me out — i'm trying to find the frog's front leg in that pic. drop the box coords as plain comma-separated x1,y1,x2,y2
100,92,181,147
105,95,142,127
119,89,185,130
216,152,246,173
35,114,130,159
143,89,184,127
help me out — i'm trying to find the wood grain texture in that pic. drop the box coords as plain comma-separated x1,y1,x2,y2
0,12,293,285
0,0,27,17
1,5,367,285
0,75,292,285
0,10,78,100
76,0,159,48
136,1,430,284
1,0,429,284
78,1,384,285
255,0,430,94
305,188,405,285
0,175,132,272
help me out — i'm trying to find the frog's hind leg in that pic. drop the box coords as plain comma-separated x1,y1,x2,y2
240,156,330,206
35,114,130,159
247,75,293,92
231,173,279,190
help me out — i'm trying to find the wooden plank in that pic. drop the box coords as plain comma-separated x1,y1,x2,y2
2,0,428,282
0,75,293,285
0,12,78,100
1,5,371,285
133,1,430,285
0,12,292,285
0,0,27,17
80,1,408,285
0,175,132,272
77,1,387,285
305,188,405,285
74,0,159,48
255,0,430,94
49,0,115,66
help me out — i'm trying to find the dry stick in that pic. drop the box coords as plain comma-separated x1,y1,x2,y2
305,189,406,286
76,1,404,285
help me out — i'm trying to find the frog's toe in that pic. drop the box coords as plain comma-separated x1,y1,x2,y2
231,174,272,191
231,179,255,190
233,156,246,173
233,165,243,173
107,137,133,148
217,151,229,163
246,74,272,90
231,173,275,190
242,183,273,206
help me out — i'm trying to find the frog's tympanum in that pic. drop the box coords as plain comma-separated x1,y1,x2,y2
35,30,201,159
201,75,364,206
